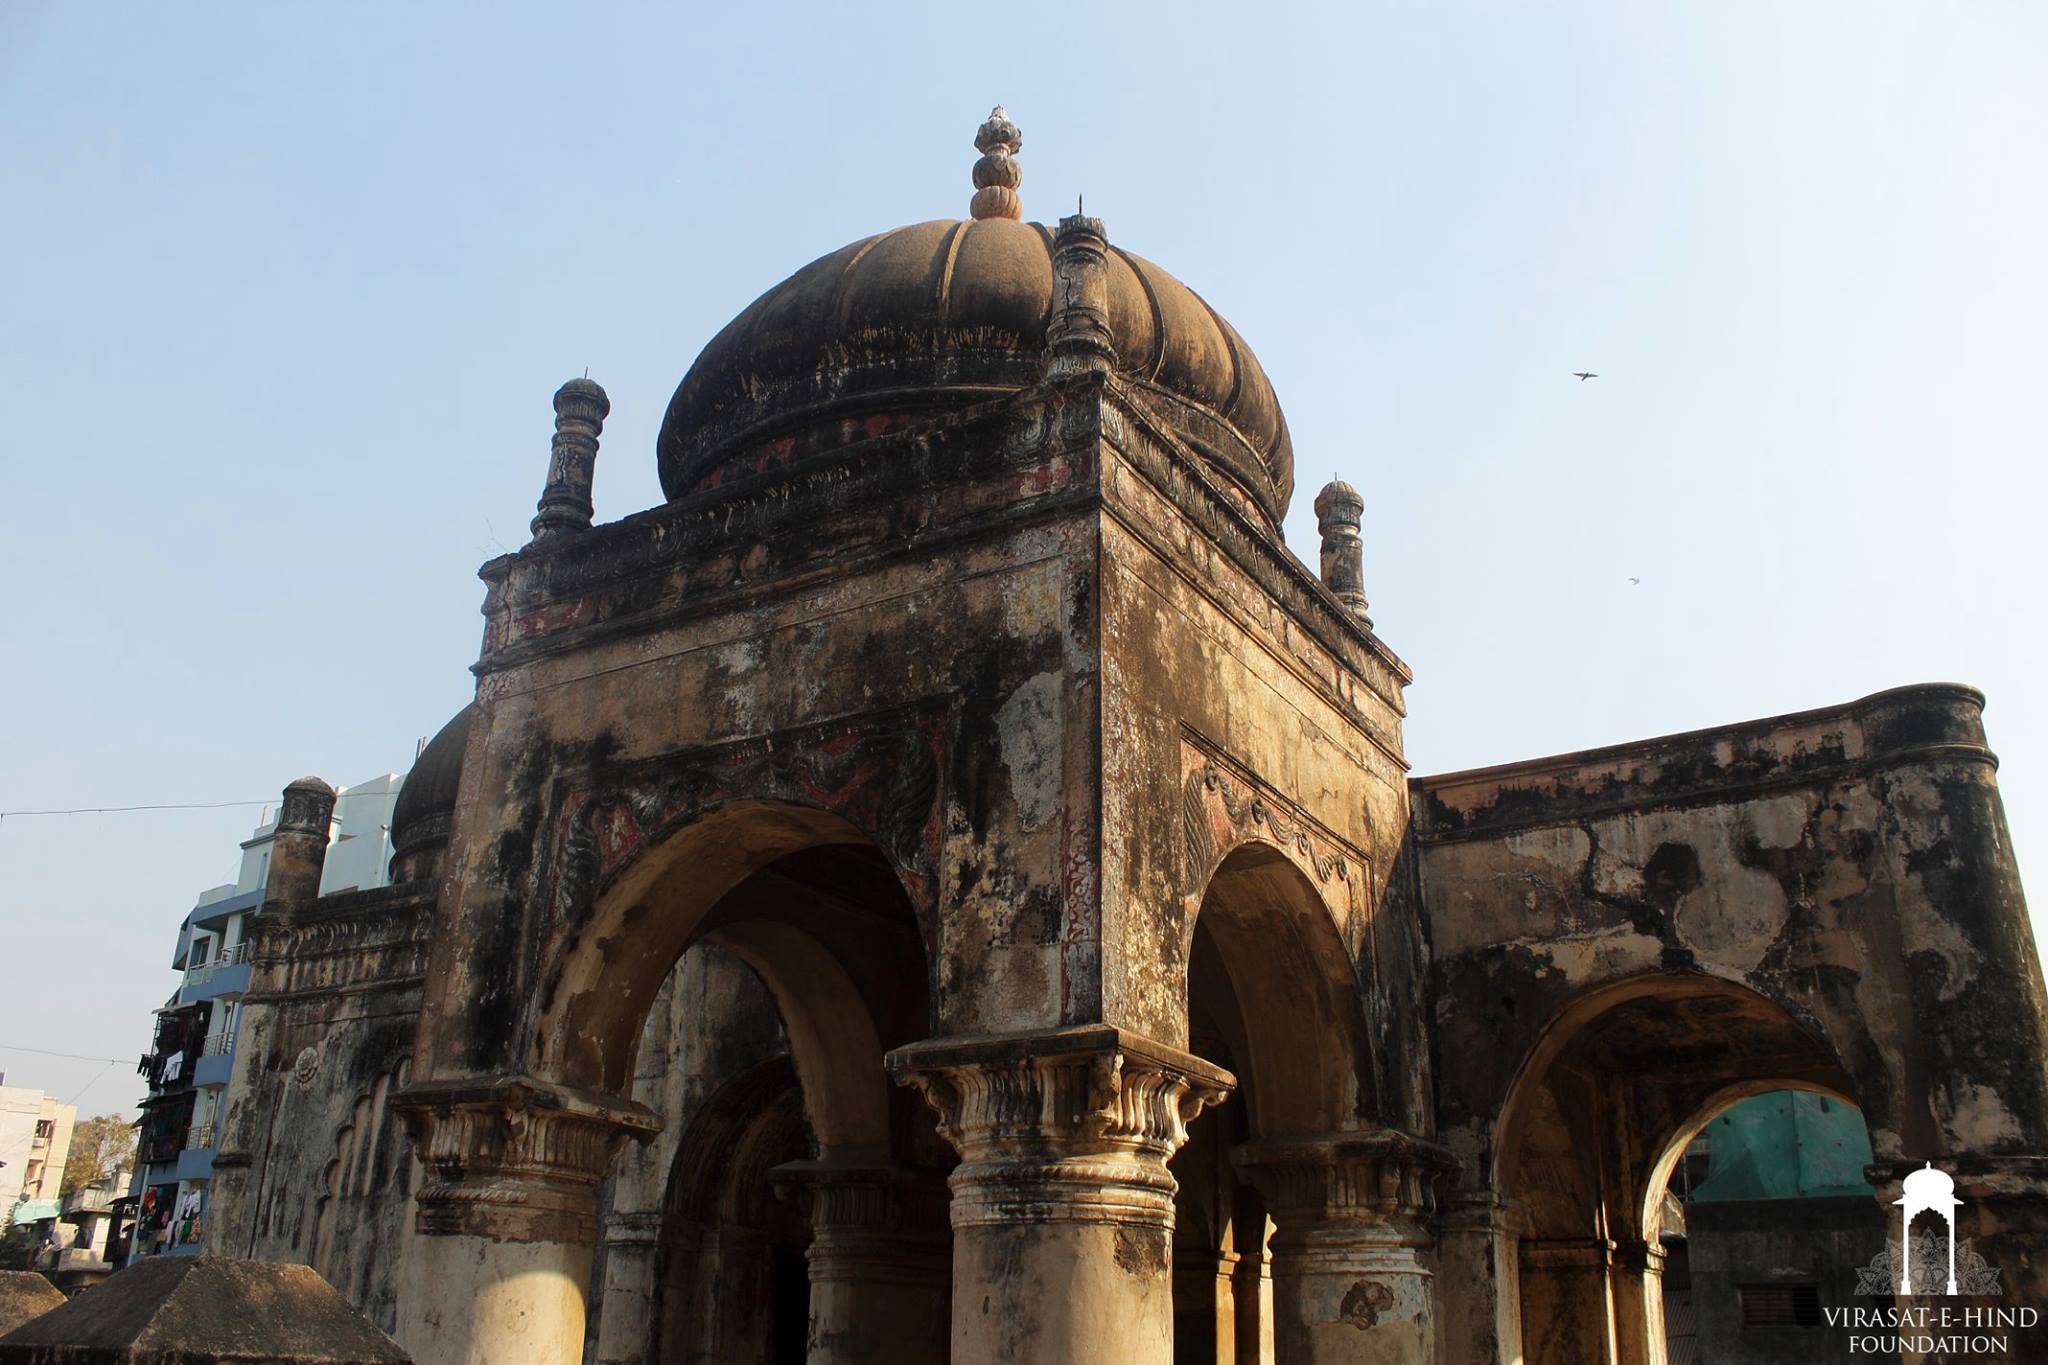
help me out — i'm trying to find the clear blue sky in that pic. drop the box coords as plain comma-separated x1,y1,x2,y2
3,2,2044,1120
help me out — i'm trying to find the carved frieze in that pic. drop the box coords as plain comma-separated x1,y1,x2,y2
1180,734,1370,906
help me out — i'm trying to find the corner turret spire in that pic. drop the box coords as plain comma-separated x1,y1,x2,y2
970,106,1022,221
1313,479,1373,628
530,377,611,546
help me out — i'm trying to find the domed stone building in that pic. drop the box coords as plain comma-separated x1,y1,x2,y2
202,111,2048,1365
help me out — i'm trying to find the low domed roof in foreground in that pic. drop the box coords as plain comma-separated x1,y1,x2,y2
656,110,1294,531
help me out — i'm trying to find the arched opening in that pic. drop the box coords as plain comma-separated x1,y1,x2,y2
1171,842,1377,1365
534,802,933,1094
549,807,950,1363
653,1056,815,1365
1647,1086,1883,1365
1494,975,1872,1365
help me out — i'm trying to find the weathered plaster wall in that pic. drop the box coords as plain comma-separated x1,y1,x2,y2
1686,1196,1884,1365
1420,684,2048,1183
414,383,1122,1114
1093,398,1427,1135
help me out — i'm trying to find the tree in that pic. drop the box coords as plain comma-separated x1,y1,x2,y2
60,1114,137,1196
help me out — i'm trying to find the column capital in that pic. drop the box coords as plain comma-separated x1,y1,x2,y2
396,1075,660,1242
1235,1132,1455,1359
1612,1238,1668,1275
771,1159,951,1291
1233,1129,1458,1228
768,1158,950,1236
886,1025,1235,1229
887,1025,1234,1158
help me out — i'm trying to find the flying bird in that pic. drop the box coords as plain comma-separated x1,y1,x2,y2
1628,577,1641,585
1572,372,1599,381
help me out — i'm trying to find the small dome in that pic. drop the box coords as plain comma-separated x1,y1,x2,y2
656,216,1295,532
390,704,474,881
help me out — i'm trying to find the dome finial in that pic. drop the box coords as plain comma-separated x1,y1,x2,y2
970,106,1022,221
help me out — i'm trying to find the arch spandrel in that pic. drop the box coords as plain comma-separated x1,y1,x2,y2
1179,744,1373,930
540,701,950,935
522,702,953,1096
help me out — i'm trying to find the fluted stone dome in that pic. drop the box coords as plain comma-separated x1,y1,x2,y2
656,113,1294,531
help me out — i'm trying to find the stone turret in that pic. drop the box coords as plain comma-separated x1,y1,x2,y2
530,377,611,545
1044,205,1117,379
1312,478,1371,627
263,776,335,904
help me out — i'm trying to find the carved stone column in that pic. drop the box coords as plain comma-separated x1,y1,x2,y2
770,1159,951,1365
887,1026,1234,1365
1234,1131,1456,1365
393,1078,659,1365
529,377,609,545
1609,1238,1666,1365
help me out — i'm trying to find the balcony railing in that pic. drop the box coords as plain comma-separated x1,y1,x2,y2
185,1122,216,1149
182,940,252,987
200,1032,232,1057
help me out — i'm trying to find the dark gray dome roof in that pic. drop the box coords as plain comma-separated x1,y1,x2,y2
655,216,1294,531
390,704,474,864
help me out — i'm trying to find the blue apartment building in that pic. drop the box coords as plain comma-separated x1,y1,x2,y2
126,772,404,1261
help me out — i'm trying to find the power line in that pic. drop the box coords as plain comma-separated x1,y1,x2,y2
1,790,398,818
0,1043,128,1064
0,800,272,818
67,1060,119,1107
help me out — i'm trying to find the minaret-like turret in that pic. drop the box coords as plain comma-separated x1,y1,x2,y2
263,776,336,904
1313,478,1372,627
530,377,611,545
1044,206,1116,378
